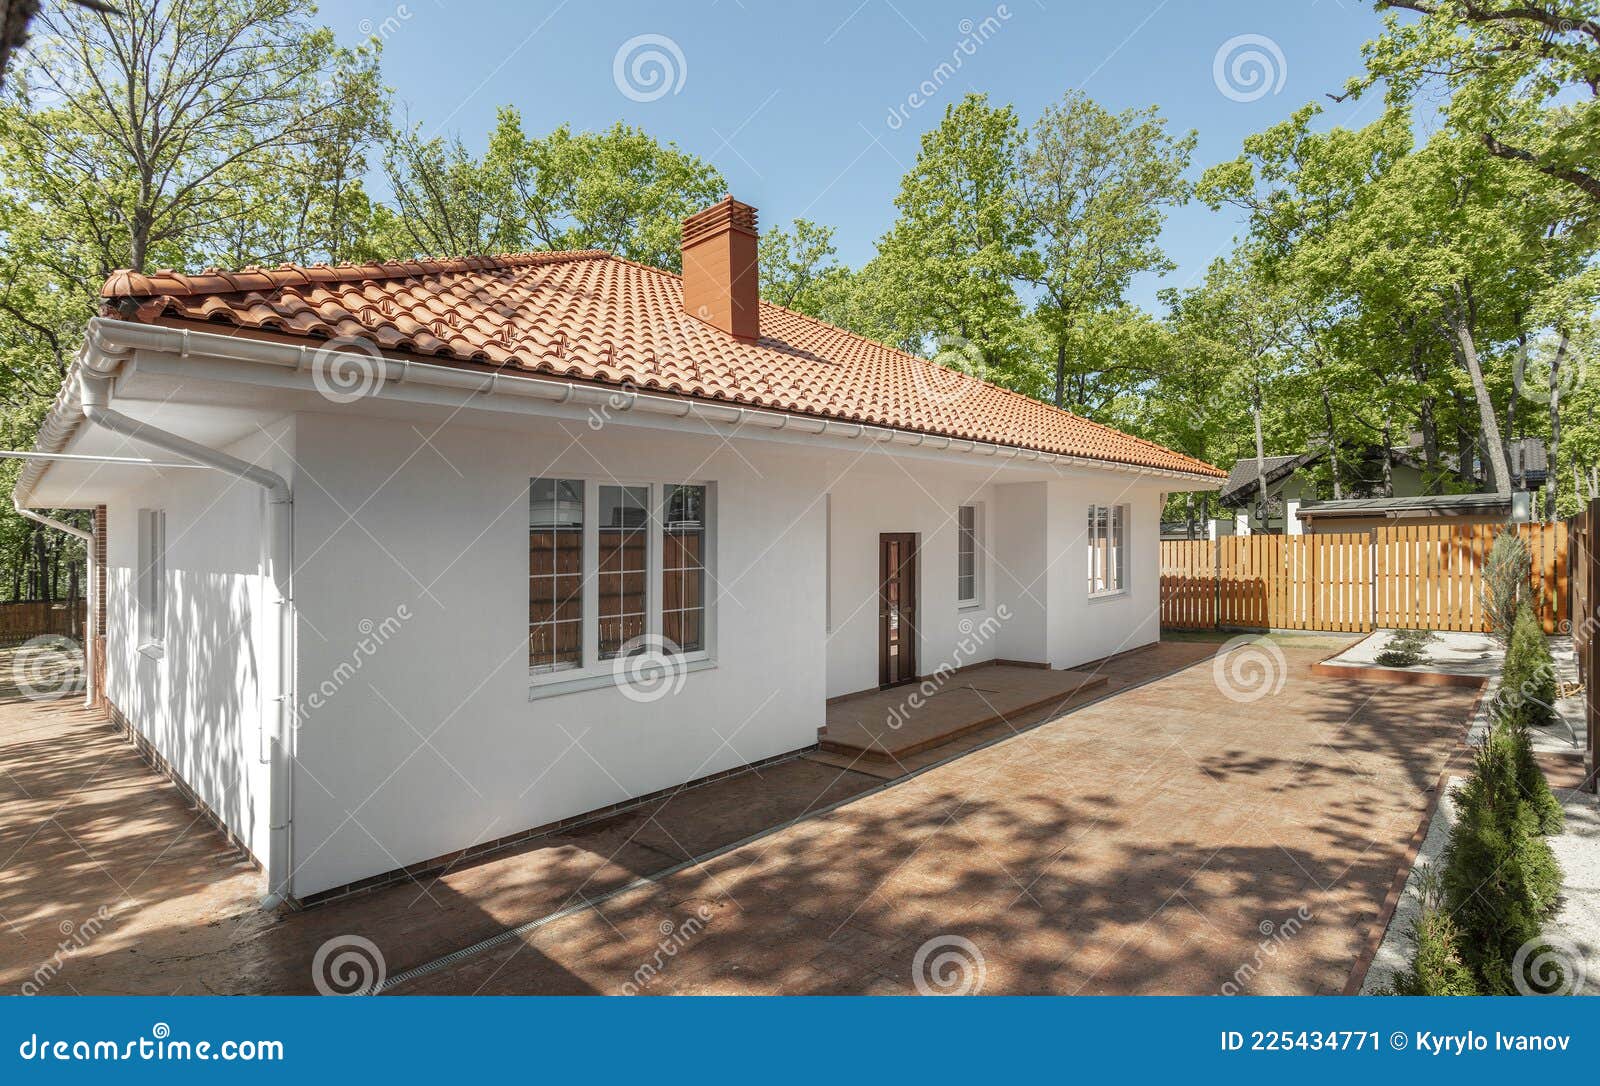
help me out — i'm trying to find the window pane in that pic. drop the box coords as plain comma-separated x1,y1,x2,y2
530,479,584,671
1110,505,1125,591
958,505,977,601
599,485,649,660
663,485,706,653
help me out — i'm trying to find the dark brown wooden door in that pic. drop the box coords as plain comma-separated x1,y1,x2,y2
879,533,918,687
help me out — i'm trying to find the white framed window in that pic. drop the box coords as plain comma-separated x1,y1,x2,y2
957,503,982,607
1087,503,1126,597
136,508,166,650
529,477,715,693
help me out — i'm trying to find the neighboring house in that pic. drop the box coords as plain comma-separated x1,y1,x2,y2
1217,439,1547,536
13,197,1224,905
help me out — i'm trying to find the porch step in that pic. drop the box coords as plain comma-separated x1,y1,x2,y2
818,666,1108,764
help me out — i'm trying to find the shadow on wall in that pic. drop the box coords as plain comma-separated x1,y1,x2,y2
111,568,263,861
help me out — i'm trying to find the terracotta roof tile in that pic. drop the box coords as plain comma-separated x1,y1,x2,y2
99,252,1223,478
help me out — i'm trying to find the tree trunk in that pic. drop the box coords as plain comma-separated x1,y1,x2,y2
1252,381,1268,532
1549,333,1569,521
1444,300,1511,496
1053,340,1066,409
1320,387,1342,499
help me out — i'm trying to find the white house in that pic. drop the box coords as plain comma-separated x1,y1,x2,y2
14,197,1223,906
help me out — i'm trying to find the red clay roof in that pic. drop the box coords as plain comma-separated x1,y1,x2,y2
100,253,1223,478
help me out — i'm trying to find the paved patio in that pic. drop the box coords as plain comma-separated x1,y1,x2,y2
0,635,1481,995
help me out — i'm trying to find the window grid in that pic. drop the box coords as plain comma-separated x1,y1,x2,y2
1087,504,1126,595
598,485,650,660
662,484,706,654
957,504,978,604
529,479,584,672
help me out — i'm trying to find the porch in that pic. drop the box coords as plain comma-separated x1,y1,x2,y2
819,663,1109,764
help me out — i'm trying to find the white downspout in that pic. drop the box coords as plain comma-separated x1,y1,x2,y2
77,369,297,908
11,499,96,710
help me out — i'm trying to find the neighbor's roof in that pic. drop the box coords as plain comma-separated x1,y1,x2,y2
1296,493,1513,519
98,252,1223,479
1218,452,1320,505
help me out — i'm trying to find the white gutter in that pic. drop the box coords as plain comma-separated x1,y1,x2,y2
76,360,297,909
10,498,97,711
75,319,1225,487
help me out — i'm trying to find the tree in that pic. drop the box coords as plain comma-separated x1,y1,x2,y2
1351,1,1600,213
0,0,387,278
873,94,1033,388
1017,91,1195,410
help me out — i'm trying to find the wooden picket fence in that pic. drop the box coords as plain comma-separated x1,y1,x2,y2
1160,523,1568,635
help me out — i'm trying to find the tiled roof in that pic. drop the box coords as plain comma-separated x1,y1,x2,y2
100,253,1223,479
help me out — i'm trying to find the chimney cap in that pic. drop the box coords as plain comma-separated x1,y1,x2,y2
682,196,758,246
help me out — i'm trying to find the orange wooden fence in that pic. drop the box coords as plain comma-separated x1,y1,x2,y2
0,599,86,648
1161,522,1568,635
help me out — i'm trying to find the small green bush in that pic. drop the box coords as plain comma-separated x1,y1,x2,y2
1443,724,1564,994
1480,532,1532,644
1495,604,1566,834
1375,628,1437,668
1382,868,1480,996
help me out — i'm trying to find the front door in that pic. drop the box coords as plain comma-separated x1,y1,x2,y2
878,533,918,687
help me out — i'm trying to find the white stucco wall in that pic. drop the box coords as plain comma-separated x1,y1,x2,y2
286,411,832,897
101,422,289,863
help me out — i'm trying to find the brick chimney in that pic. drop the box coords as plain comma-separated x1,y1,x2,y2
681,197,760,341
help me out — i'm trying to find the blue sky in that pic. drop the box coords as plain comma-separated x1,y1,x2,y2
317,0,1397,310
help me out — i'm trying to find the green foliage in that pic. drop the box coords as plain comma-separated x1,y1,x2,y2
1443,720,1564,993
1498,602,1566,834
1017,90,1195,409
1375,628,1436,667
1381,867,1481,996
1480,532,1532,642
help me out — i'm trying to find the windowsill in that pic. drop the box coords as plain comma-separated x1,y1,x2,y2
1087,588,1129,603
527,654,716,701
137,640,165,660
957,600,984,612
